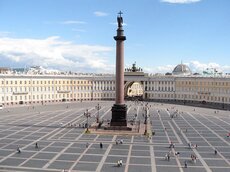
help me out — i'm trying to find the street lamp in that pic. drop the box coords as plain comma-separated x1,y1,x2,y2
222,97,225,109
95,103,101,123
84,109,91,132
144,104,149,135
183,94,185,105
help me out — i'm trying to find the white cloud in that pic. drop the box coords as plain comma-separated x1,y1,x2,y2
143,60,230,74
0,31,11,37
0,36,114,73
188,61,230,74
143,65,174,74
94,11,109,17
161,0,201,4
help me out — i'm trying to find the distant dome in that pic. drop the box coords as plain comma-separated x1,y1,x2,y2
172,64,192,75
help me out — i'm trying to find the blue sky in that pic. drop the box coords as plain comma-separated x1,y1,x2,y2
0,0,230,73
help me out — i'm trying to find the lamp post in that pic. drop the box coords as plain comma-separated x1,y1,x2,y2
222,97,225,109
84,109,91,132
183,94,185,105
95,103,101,123
144,104,149,135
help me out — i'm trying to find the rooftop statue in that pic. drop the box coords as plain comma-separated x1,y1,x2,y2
117,11,123,28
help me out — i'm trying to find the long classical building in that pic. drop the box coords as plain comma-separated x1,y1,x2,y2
1,64,230,109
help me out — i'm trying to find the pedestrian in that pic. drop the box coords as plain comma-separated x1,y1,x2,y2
117,159,122,167
167,154,170,161
194,144,198,149
35,142,38,148
100,142,103,149
194,156,197,164
184,160,187,168
119,159,123,166
17,146,21,153
86,142,89,148
175,152,180,156
214,149,217,155
227,132,230,137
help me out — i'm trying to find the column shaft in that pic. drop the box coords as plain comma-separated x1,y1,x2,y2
115,40,124,105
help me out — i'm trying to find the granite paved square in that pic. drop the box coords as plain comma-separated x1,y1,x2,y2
0,102,230,172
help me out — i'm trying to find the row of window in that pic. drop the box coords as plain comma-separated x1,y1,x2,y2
0,85,116,93
148,93,230,102
0,80,115,85
178,87,230,94
179,81,230,86
1,92,115,102
147,81,174,85
146,87,174,92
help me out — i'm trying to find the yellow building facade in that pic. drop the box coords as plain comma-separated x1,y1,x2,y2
1,74,230,109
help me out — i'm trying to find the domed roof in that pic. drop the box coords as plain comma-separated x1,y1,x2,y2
172,64,192,75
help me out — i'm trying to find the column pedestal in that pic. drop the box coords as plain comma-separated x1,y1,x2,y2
110,104,127,126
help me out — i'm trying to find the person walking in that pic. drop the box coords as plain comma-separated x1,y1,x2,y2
167,153,170,161
165,153,168,160
86,142,89,148
184,160,188,168
35,142,38,149
100,142,103,149
117,159,122,167
175,151,180,156
17,146,21,153
214,149,217,155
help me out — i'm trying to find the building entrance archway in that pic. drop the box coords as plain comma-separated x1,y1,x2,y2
124,81,144,100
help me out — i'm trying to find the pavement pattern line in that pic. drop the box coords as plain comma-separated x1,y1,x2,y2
199,113,229,133
213,115,230,127
124,136,133,172
18,141,55,166
165,109,183,144
158,111,184,172
168,121,183,144
0,109,73,164
0,109,62,142
187,112,230,166
149,140,157,172
1,102,230,172
68,141,94,171
0,165,58,172
179,114,212,172
42,142,74,169
95,135,117,172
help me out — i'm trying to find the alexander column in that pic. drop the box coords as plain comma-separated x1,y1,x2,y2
110,11,127,127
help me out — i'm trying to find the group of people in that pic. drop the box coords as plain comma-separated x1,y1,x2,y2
169,141,175,148
165,152,171,161
227,132,230,137
188,142,198,149
85,142,103,149
17,142,39,153
191,154,197,164
115,140,124,167
116,139,123,145
117,159,123,167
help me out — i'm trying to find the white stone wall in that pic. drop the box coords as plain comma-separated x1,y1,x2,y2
1,74,230,106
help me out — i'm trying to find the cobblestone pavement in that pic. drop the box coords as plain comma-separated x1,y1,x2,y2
0,101,229,172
